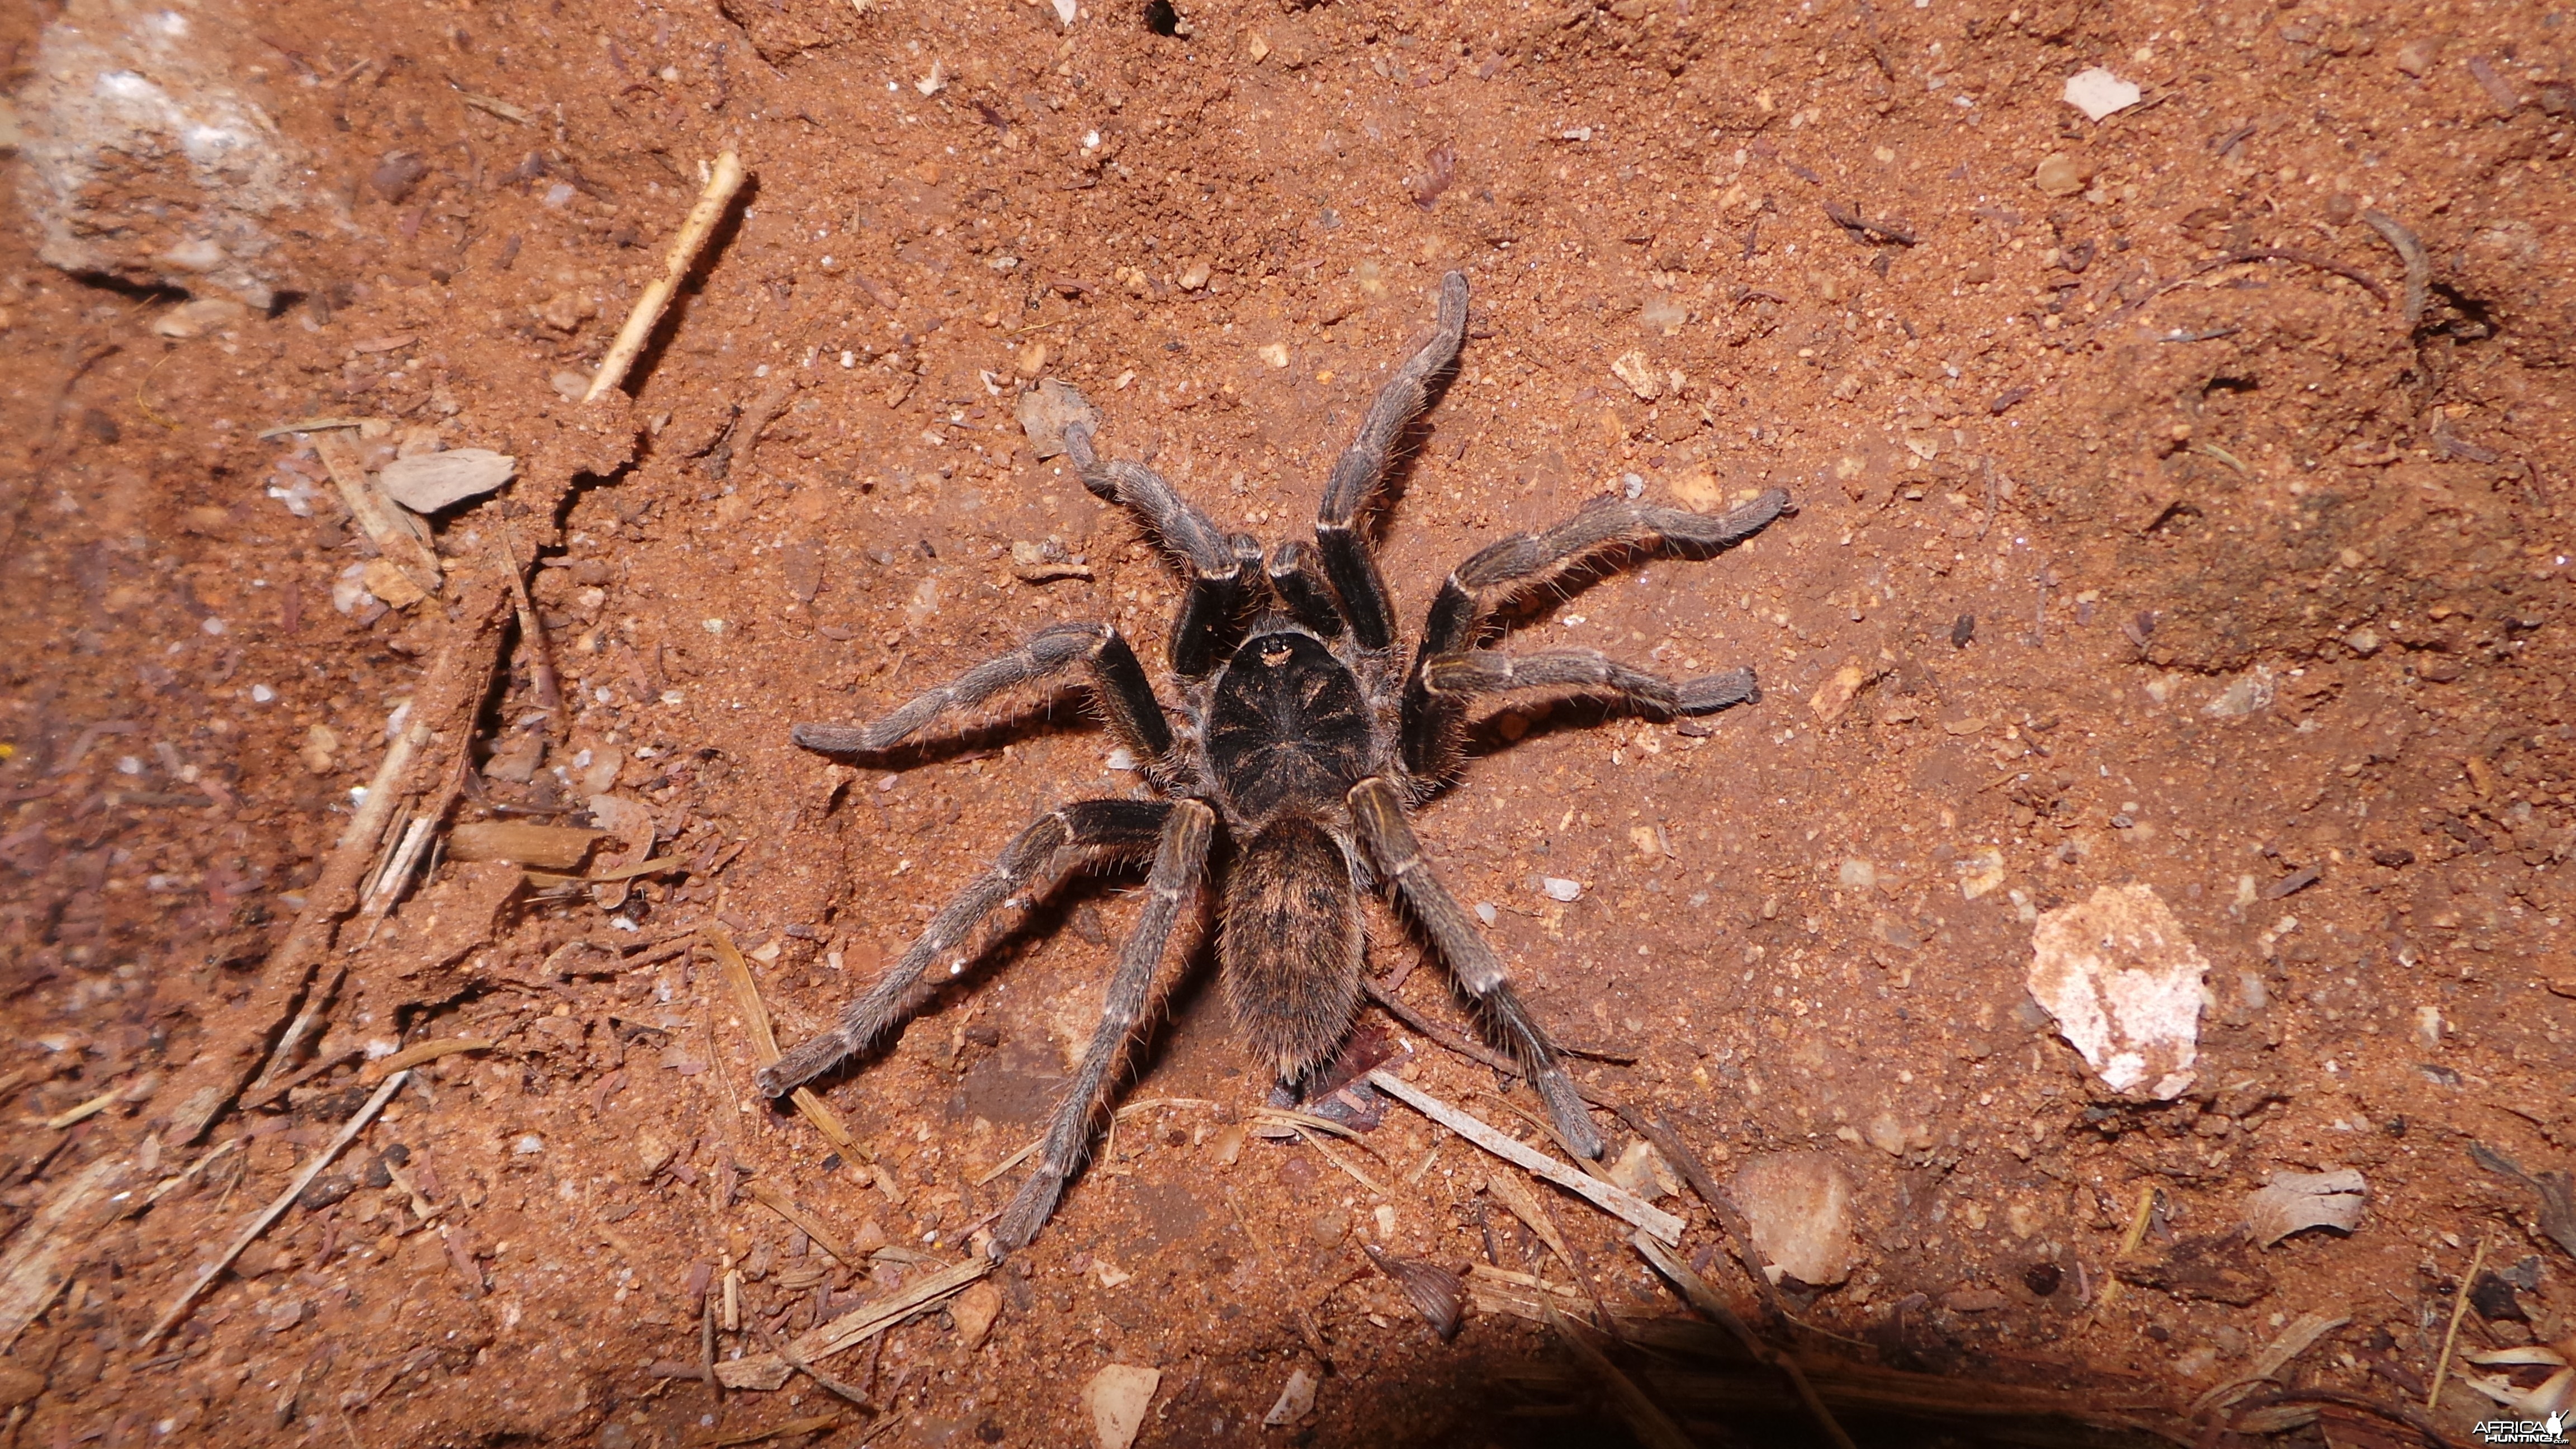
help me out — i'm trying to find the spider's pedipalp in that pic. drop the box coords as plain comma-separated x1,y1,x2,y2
1263,539,1346,640
789,620,1175,766
756,798,1173,1100
994,799,1214,1252
1401,487,1789,776
1315,269,1471,654
1346,776,1606,1161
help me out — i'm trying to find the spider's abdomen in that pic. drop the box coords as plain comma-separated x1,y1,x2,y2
1204,630,1370,826
1220,815,1363,1083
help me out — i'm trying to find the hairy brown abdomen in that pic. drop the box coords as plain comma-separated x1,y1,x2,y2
1221,815,1362,1083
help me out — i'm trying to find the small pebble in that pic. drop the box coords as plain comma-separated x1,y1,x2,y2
1474,902,1498,926
1540,877,1582,903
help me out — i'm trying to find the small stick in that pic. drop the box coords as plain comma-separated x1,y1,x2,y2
357,1037,496,1085
2218,245,2390,304
714,1256,991,1390
2427,1236,2485,1412
742,1178,865,1271
1290,1126,1389,1199
239,962,347,1107
491,528,561,717
779,1342,874,1410
707,927,864,1159
41,1086,123,1131
311,431,444,595
1536,1294,1693,1449
586,151,749,403
1821,198,1917,246
2360,209,2430,329
2086,1182,2159,1323
141,1070,409,1348
1608,1104,1787,1323
1366,1069,1684,1244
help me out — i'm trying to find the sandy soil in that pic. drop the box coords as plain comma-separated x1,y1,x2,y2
1,0,2572,1444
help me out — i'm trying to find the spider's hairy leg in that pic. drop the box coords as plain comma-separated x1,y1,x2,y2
1062,421,1248,679
756,799,1173,1100
1220,815,1363,1085
1401,487,1789,777
1345,778,1606,1161
788,620,1174,768
1314,269,1470,654
994,799,1214,1252
1419,648,1761,718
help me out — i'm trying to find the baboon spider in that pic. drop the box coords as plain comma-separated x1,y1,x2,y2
766,272,1790,1253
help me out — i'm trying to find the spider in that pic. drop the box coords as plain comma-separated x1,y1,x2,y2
764,272,1790,1253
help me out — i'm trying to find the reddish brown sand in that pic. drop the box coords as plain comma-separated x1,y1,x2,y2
1,0,2570,1443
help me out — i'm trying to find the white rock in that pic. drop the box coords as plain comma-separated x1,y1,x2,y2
1540,877,1583,903
2202,666,2276,718
1731,1153,1856,1287
2026,884,2207,1100
1082,1364,1159,1449
378,449,517,512
18,0,304,304
2062,67,2143,121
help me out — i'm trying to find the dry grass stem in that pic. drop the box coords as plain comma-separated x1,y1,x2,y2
358,1038,497,1085
1290,1126,1389,1199
742,1179,865,1271
1632,1232,1858,1449
1538,1294,1694,1449
2428,1236,2487,1412
1365,1069,1683,1244
707,927,863,1159
311,431,443,594
141,1069,410,1348
714,1256,991,1390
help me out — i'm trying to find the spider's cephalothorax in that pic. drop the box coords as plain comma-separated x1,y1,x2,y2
767,273,1789,1253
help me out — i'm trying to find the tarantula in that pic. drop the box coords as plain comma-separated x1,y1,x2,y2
764,272,1789,1253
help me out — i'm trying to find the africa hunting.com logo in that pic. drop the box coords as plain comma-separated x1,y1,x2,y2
2473,1412,2569,1445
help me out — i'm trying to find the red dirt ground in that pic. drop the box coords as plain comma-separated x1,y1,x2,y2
1,0,2571,1444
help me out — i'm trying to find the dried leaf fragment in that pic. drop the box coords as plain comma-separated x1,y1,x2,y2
2245,1169,2367,1247
379,449,517,513
1262,1365,1317,1427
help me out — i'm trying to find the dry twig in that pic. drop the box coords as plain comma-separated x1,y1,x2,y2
742,1178,866,1271
142,1070,409,1348
587,151,749,402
